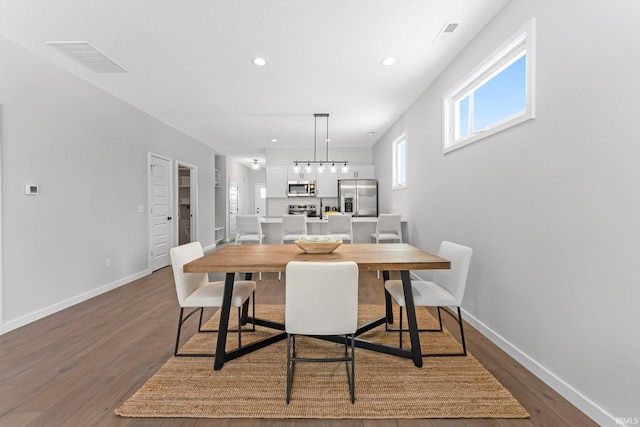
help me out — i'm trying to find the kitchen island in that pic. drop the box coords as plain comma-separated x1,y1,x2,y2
259,216,406,244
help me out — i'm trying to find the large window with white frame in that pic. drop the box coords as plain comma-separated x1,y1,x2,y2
443,18,535,153
392,131,407,189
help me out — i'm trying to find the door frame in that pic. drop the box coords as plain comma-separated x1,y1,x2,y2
148,152,174,271
175,161,198,245
254,182,266,216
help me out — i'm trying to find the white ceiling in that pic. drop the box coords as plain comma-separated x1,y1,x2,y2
0,0,509,167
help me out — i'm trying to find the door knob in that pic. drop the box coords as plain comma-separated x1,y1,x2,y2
167,216,172,220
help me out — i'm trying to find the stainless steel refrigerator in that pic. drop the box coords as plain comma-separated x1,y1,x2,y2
338,179,378,217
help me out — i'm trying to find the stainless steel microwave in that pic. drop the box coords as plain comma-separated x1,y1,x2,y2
288,181,316,197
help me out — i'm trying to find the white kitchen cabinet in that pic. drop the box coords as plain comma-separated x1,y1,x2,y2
338,165,375,180
287,167,317,182
266,167,288,198
315,170,338,197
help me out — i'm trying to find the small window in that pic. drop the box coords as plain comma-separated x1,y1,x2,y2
443,18,535,153
392,131,407,189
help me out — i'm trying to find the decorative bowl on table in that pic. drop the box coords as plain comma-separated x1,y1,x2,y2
294,236,343,254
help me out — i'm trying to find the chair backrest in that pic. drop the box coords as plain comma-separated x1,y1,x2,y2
285,261,359,335
236,214,262,238
376,213,401,235
169,242,209,307
433,241,473,306
281,214,307,238
327,214,352,238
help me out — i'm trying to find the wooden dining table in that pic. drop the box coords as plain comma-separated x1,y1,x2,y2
184,243,450,370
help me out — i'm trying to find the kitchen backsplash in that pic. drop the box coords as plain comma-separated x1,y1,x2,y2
266,197,339,217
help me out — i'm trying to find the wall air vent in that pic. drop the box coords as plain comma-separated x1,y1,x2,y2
46,41,128,73
433,22,460,43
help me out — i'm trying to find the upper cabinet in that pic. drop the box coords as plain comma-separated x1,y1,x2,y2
315,171,338,198
266,166,288,198
287,167,317,182
338,165,375,180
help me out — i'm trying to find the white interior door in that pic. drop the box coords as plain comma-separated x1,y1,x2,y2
255,183,266,216
229,180,238,241
149,154,173,270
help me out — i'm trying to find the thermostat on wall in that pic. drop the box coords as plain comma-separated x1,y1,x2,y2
25,185,39,195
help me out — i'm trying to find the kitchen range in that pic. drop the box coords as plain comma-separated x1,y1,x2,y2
288,204,317,217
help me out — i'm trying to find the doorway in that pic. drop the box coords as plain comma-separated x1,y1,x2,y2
255,183,266,216
228,179,238,241
177,164,197,245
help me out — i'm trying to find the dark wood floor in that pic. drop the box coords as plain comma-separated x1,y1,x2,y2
0,249,599,427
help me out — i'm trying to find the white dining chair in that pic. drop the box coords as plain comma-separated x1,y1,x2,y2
285,261,359,404
326,214,353,243
235,214,266,279
384,241,473,357
279,215,308,280
170,242,256,357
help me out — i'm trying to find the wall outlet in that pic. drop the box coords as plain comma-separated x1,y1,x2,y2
105,259,112,269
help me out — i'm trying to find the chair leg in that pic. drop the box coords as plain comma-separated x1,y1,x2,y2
174,307,217,357
286,334,294,404
399,306,403,349
347,334,355,404
387,305,466,357
237,307,241,347
174,307,185,356
421,306,467,357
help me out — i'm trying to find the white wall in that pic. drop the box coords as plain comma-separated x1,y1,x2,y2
373,1,640,425
0,36,216,331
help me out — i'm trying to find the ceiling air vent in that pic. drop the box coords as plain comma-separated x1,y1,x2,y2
46,41,128,73
433,22,460,43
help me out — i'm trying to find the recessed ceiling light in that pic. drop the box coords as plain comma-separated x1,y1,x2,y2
381,57,396,66
271,138,278,143
368,131,376,136
252,57,267,66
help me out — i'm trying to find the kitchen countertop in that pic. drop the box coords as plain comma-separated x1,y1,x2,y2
259,216,402,223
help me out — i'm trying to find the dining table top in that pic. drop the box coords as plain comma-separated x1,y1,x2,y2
183,243,450,273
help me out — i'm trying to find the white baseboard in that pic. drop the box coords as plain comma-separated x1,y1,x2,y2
0,269,151,335
461,308,619,427
202,242,217,252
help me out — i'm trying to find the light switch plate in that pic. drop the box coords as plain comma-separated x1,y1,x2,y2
25,185,39,195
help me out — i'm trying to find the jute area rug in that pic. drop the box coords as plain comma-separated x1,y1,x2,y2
116,304,529,419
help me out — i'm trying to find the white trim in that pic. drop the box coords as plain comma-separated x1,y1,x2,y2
1,269,150,334
462,307,617,427
443,18,536,153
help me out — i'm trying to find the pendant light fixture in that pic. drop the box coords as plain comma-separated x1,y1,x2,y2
293,113,348,174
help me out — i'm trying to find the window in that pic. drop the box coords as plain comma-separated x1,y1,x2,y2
443,18,535,153
392,131,407,189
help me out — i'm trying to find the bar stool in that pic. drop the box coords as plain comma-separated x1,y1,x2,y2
235,214,266,279
279,214,308,279
326,214,353,243
371,213,402,278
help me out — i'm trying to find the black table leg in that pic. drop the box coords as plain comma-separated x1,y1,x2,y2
241,272,252,323
383,270,394,324
401,270,423,367
213,272,235,370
